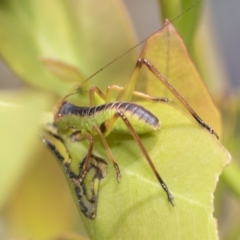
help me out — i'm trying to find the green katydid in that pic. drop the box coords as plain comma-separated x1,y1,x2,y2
43,0,218,219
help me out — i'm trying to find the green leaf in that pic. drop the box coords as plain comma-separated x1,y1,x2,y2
139,21,222,136
53,101,229,240
39,11,228,240
0,0,138,96
41,58,85,84
0,91,53,210
0,1,231,239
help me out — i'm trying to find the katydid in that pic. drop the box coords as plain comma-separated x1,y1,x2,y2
43,0,218,218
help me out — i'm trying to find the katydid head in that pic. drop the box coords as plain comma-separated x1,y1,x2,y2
53,101,70,122
53,98,65,123
52,86,86,122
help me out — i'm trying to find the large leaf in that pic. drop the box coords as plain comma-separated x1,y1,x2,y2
138,21,221,136
43,21,228,239
51,101,229,240
0,0,138,238
0,91,52,210
0,1,230,239
0,0,138,95
38,11,227,240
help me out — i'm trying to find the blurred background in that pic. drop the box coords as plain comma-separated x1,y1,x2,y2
1,0,240,90
125,0,240,91
0,0,239,239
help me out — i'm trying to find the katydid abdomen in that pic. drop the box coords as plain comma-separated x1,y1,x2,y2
55,101,160,136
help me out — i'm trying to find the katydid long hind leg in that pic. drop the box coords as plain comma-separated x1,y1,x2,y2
138,59,219,138
98,110,174,206
118,58,218,138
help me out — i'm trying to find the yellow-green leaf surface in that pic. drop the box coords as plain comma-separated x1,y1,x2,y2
41,58,85,84
138,21,221,136
54,102,230,240
0,1,230,239
36,9,227,239
0,91,52,210
0,0,138,96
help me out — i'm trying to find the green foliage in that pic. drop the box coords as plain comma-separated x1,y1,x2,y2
0,0,237,240
66,101,229,240
140,21,221,135
0,91,52,209
0,0,138,95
